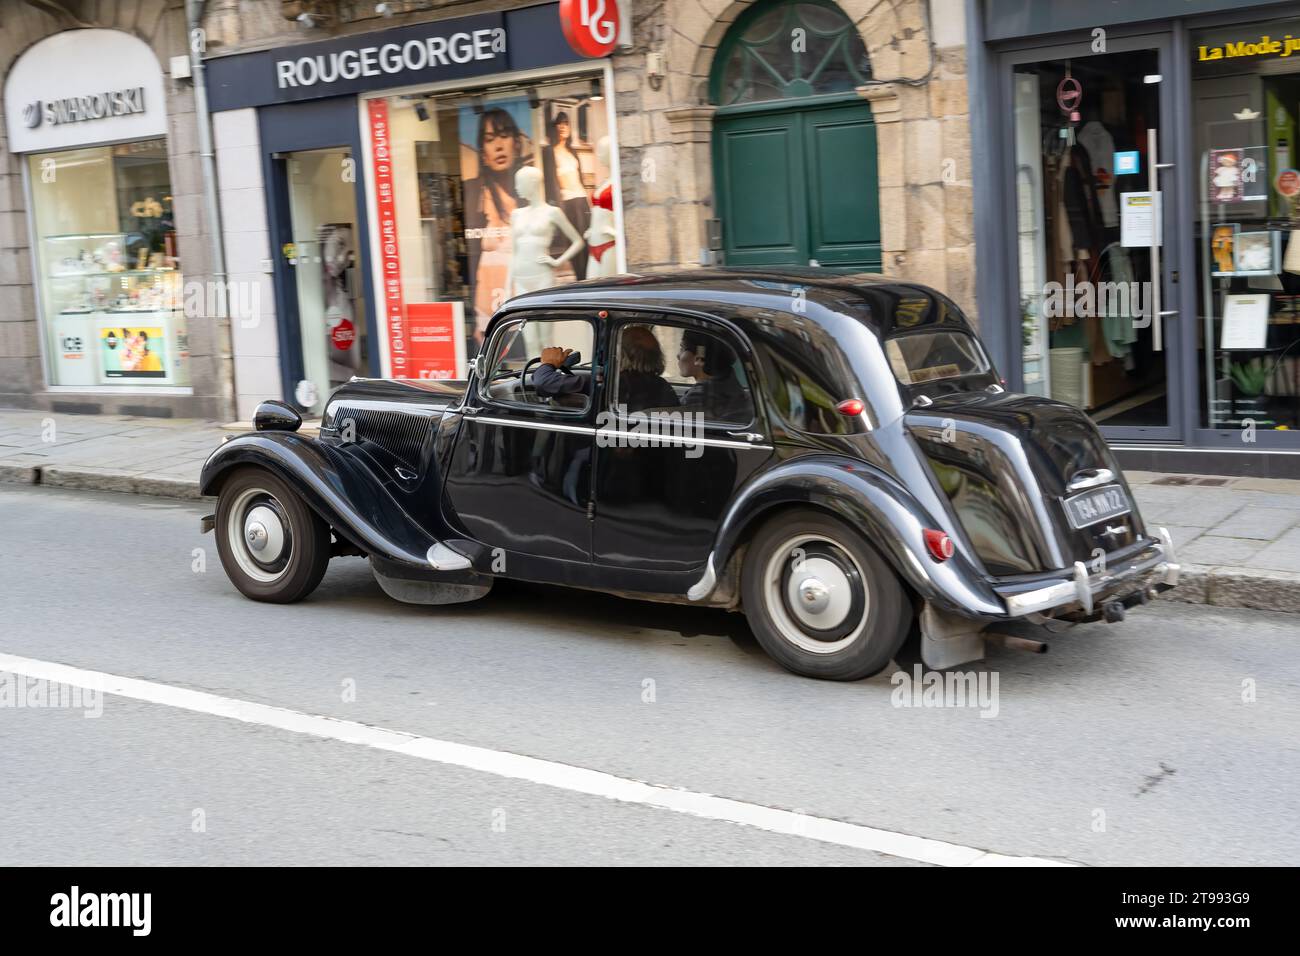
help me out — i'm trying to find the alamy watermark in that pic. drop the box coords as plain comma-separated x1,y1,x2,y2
890,664,1000,719
0,671,102,717
596,404,706,459
1043,276,1153,325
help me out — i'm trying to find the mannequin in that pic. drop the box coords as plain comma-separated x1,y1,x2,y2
506,166,584,295
321,223,362,375
586,136,619,278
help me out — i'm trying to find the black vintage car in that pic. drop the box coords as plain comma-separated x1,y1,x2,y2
200,270,1179,680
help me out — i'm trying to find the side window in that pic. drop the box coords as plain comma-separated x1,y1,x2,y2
479,316,595,413
761,350,852,435
610,322,755,427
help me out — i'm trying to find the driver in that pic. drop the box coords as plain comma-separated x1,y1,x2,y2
533,346,586,403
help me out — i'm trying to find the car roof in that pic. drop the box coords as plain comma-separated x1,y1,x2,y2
497,268,962,333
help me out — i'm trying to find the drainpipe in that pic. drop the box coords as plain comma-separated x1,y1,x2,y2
187,0,236,422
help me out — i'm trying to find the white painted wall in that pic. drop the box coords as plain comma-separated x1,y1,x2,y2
213,108,278,421
930,0,966,50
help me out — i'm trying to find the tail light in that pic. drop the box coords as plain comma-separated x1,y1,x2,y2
835,398,865,416
923,529,954,561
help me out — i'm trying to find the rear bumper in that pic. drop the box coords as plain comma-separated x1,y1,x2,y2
994,527,1180,618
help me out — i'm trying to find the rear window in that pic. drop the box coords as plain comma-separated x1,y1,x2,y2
885,331,990,386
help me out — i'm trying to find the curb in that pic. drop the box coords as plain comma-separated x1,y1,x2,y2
3,459,1299,614
0,462,202,500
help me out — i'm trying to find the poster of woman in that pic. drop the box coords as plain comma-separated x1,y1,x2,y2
459,100,533,343
541,110,594,281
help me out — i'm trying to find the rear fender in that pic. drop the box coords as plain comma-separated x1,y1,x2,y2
696,455,1005,618
200,432,446,571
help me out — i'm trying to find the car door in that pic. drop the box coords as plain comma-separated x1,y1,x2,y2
592,315,773,574
443,312,599,564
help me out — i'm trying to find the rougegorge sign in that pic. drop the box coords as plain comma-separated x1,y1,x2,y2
204,3,599,111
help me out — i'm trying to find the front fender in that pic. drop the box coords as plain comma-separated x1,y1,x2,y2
697,455,1005,618
200,432,441,570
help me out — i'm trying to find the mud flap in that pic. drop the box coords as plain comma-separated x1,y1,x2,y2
371,560,492,606
919,604,987,670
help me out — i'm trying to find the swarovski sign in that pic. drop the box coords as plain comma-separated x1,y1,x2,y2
26,87,147,128
4,30,167,153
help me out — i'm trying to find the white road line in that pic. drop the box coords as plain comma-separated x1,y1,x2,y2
0,653,1073,867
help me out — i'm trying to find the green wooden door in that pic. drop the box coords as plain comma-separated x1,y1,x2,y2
714,100,880,270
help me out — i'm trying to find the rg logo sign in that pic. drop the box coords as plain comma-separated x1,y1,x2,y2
559,0,620,58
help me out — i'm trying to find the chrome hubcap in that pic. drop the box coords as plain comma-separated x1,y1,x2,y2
243,505,285,562
764,534,869,655
797,577,830,614
227,488,293,583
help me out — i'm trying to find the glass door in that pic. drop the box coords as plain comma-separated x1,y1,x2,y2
1009,36,1182,440
284,147,367,415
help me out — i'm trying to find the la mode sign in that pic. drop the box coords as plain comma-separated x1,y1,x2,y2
3,29,167,153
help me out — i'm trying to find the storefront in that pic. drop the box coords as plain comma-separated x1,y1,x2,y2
203,1,625,417
2,28,194,406
969,0,1300,476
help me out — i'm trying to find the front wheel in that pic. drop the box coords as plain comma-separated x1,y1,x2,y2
742,509,912,680
214,467,330,603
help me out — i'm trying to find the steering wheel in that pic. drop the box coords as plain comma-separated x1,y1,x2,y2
520,356,542,400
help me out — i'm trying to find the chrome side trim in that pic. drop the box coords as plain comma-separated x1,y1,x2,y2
686,553,717,601
470,416,772,450
598,429,772,451
470,416,596,436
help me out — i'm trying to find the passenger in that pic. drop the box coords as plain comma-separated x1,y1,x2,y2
677,330,750,423
616,326,678,412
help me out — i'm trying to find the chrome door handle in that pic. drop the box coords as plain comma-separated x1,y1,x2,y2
726,430,763,442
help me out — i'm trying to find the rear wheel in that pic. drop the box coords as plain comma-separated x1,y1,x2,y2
215,467,330,603
742,509,911,680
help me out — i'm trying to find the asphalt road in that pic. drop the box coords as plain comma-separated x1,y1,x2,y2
1,483,1297,866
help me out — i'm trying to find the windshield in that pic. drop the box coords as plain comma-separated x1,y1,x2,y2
885,331,990,386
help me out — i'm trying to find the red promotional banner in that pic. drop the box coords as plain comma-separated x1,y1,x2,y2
367,98,412,378
405,302,460,379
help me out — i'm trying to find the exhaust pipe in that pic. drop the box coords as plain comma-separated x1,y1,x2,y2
984,632,1049,654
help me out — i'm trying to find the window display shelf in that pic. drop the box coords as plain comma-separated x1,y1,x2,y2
48,269,179,280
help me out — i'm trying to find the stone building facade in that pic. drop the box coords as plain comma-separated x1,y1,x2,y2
0,0,978,422
0,0,231,418
613,0,977,318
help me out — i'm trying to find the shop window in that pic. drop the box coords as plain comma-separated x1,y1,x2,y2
1193,21,1300,433
27,139,186,388
364,75,620,377
711,0,872,107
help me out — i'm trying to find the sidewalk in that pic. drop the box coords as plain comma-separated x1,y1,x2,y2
2,407,1298,614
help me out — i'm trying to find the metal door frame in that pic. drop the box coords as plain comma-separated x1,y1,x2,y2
997,31,1185,443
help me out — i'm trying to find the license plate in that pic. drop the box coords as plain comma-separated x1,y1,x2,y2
1063,484,1130,530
